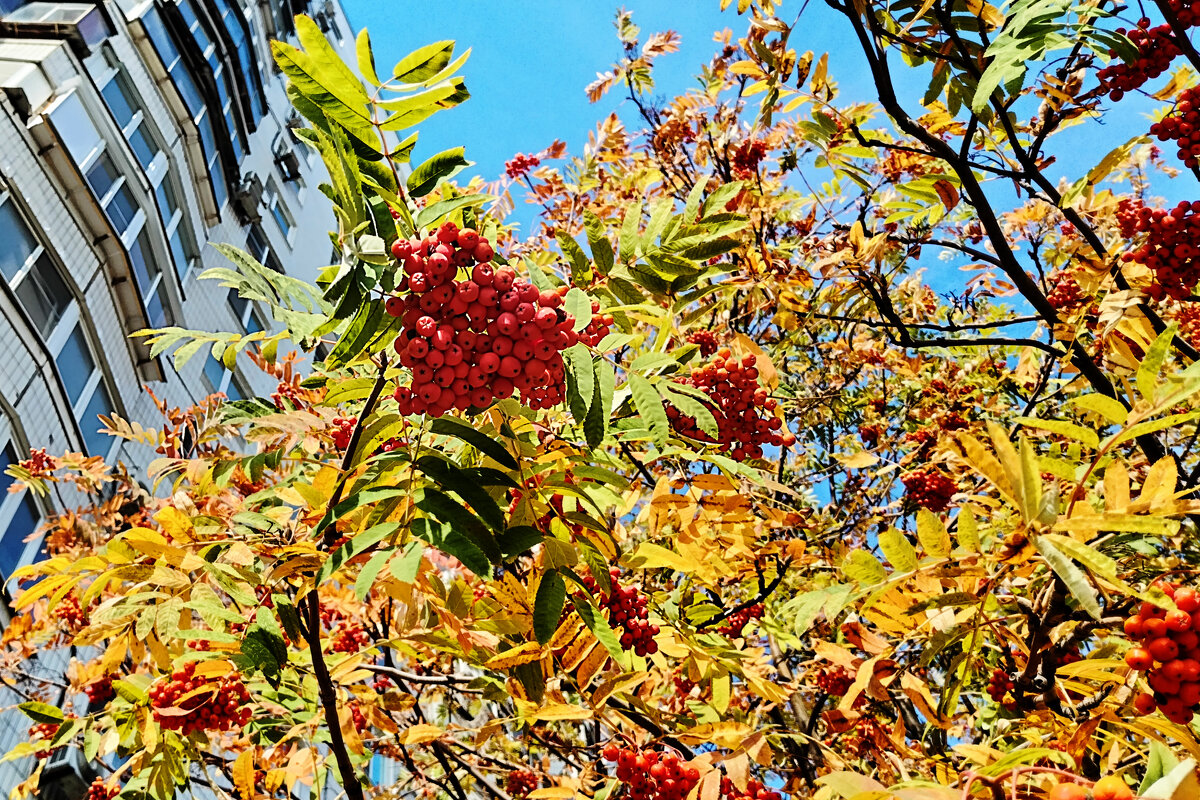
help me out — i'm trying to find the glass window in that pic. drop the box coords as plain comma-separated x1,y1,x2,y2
128,231,159,291
0,445,15,496
14,257,70,339
0,201,39,282
80,384,114,456
56,324,96,406
203,353,226,391
216,0,263,121
224,379,243,402
0,493,40,579
227,288,247,320
50,93,101,166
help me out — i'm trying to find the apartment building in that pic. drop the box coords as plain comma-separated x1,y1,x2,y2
0,2,353,791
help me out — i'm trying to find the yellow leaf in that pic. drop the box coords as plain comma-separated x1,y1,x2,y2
835,451,879,469
528,703,592,721
527,789,575,800
486,642,544,670
727,60,767,78
676,721,755,749
395,724,443,745
232,751,255,800
626,543,692,572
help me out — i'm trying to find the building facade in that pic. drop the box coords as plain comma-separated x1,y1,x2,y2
0,0,351,580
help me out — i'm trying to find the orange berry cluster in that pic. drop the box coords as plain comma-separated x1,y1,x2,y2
730,139,769,180
56,591,89,632
505,770,539,798
29,719,67,759
330,417,354,450
1124,582,1200,724
1179,304,1200,348
1118,200,1200,300
330,622,371,654
85,780,117,800
686,330,719,357
580,568,660,656
601,745,701,800
389,222,582,415
718,603,764,637
901,469,957,512
148,662,251,735
1046,272,1083,311
85,674,116,706
667,349,793,461
1097,20,1181,101
1048,777,1133,800
1151,87,1200,168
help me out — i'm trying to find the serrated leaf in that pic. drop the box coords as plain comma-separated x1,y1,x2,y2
407,147,470,198
627,374,669,445
583,211,614,275
394,41,456,82
1033,535,1102,620
1138,324,1177,404
878,528,918,572
660,385,718,439
1016,417,1100,449
843,550,887,586
430,417,518,469
534,570,566,644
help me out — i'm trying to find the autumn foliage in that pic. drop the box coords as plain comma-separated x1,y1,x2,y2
10,2,1200,800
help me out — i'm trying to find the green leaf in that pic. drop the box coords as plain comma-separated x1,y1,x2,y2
430,417,518,469
557,232,592,285
317,522,400,583
584,358,614,448
1033,535,1102,620
659,385,718,439
499,526,543,559
916,509,951,558
618,199,643,263
564,288,592,332
356,549,393,602
583,211,614,275
355,28,381,86
414,194,489,231
1140,740,1181,795
878,528,918,572
534,570,567,644
627,374,669,445
407,147,470,198
415,488,501,563
272,24,376,151
394,41,456,83
564,343,594,422
241,607,288,681
412,518,490,577
19,702,64,724
1138,324,1178,404
415,455,506,531
570,595,624,659
701,182,744,216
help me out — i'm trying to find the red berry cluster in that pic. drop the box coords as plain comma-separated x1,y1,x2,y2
1150,87,1200,167
372,675,393,693
815,666,853,696
30,718,68,759
686,330,719,357
56,591,89,632
1118,199,1200,299
858,423,883,447
85,780,117,800
601,745,701,800
148,662,252,735
1178,304,1200,348
986,667,1016,709
505,770,539,798
580,568,660,656
19,447,56,477
330,623,371,654
505,153,541,180
1047,272,1083,311
1097,20,1181,101
1123,582,1200,724
901,469,957,512
578,302,613,347
730,139,769,180
673,673,698,695
331,417,355,450
388,222,583,416
85,674,116,706
720,778,782,800
667,349,794,461
719,603,764,637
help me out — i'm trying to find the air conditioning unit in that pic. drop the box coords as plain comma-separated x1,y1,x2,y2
39,747,97,800
275,149,301,182
233,174,264,224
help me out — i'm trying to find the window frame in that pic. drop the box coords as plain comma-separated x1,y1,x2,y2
263,179,295,242
0,442,44,584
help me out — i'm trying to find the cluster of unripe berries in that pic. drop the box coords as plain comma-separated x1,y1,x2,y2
330,622,371,654
85,674,116,706
815,665,853,696
667,350,793,461
1046,272,1083,311
388,222,587,416
686,330,719,357
1097,20,1181,101
901,469,957,512
1117,198,1200,299
580,568,660,656
148,662,252,735
601,745,701,800
718,603,764,637
1047,777,1133,800
1123,582,1200,723
505,770,539,798
85,780,117,800
1150,87,1200,168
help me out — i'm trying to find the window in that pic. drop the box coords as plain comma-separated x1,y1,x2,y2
228,288,265,334
177,0,245,159
246,224,282,273
0,192,115,459
202,353,244,401
51,92,172,327
214,0,264,123
264,180,293,239
0,443,43,582
141,6,229,215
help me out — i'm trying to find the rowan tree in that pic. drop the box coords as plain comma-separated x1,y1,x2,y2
6,2,1200,800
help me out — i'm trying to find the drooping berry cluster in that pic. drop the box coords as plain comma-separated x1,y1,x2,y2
1150,87,1200,167
330,622,371,654
1097,20,1181,101
815,665,853,696
1123,582,1200,724
858,423,883,447
85,780,117,800
901,469,957,512
986,667,1016,710
388,222,584,416
330,417,355,450
505,153,541,180
30,719,68,759
718,603,764,637
505,770,539,798
667,349,794,461
580,568,660,656
578,302,614,347
85,674,116,706
601,745,701,800
1118,199,1200,299
1046,271,1083,311
148,662,252,735
686,330,719,357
